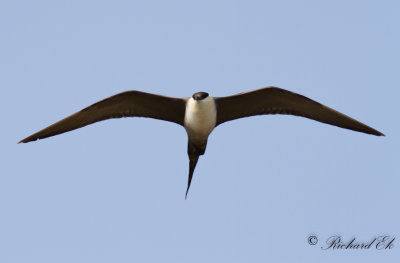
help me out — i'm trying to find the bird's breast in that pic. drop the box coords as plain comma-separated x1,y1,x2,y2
184,97,217,141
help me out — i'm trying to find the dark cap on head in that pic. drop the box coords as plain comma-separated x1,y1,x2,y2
192,92,209,100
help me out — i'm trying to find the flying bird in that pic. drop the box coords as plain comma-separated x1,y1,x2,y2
19,87,384,198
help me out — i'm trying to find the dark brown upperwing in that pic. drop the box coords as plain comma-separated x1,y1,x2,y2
215,87,384,136
19,90,187,143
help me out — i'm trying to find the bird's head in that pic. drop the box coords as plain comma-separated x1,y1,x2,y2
192,92,209,101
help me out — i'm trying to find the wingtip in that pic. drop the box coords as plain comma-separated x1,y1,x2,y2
18,138,29,144
18,136,39,144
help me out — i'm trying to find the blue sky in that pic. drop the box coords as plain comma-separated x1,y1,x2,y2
1,0,399,262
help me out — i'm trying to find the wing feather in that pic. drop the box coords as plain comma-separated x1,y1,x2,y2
20,90,187,143
215,87,384,136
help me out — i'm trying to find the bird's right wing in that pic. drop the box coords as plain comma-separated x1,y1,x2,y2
20,90,187,143
215,87,384,136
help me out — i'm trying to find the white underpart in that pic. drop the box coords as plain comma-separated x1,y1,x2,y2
184,96,217,143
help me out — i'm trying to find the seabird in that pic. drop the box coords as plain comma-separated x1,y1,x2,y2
19,87,384,198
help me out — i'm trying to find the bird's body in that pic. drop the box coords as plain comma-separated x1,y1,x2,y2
19,87,384,198
184,94,217,144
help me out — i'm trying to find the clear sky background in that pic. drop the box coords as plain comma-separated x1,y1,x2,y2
1,0,399,262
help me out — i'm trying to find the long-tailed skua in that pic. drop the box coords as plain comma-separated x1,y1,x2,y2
19,87,384,198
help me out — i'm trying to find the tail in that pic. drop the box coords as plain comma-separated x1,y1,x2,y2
185,140,207,199
185,154,199,199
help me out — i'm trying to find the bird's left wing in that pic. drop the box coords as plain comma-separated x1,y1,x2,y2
19,90,187,143
214,87,384,136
